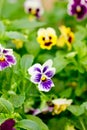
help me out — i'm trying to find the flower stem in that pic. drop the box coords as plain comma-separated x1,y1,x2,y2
79,118,86,130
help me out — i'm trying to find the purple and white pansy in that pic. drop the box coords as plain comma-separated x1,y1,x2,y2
28,59,56,92
0,44,16,71
68,0,87,20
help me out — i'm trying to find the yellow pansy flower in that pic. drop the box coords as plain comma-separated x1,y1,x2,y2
57,25,74,50
37,27,57,50
52,98,72,115
12,39,24,49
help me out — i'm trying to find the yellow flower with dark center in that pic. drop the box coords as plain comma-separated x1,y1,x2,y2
52,98,72,115
12,39,24,49
57,25,74,50
37,27,57,50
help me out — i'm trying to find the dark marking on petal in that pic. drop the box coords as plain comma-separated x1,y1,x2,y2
68,36,72,43
45,42,52,46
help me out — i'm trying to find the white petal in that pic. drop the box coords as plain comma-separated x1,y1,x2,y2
37,28,46,36
42,59,53,70
52,98,73,105
28,63,42,75
46,27,56,35
24,0,44,14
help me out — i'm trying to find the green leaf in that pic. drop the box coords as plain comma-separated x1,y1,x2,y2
75,26,86,41
53,52,68,73
81,102,87,110
0,98,14,114
5,31,27,41
20,54,34,71
9,94,25,108
48,117,68,130
73,41,87,58
80,56,87,71
65,52,77,59
25,40,40,57
59,88,72,98
0,21,5,37
67,105,84,116
16,119,41,130
27,115,49,130
10,19,46,30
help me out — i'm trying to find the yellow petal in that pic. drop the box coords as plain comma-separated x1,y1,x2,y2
56,36,66,47
12,39,23,49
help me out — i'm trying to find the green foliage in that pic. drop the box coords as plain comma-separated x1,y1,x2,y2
16,119,41,130
9,94,25,108
0,0,87,130
20,54,34,71
0,21,5,37
0,98,14,113
27,115,49,130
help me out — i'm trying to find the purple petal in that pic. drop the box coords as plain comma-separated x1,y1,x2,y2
68,1,87,20
76,5,87,19
0,60,9,70
38,79,54,92
34,67,41,73
1,119,16,130
85,0,87,3
70,4,77,15
73,0,81,4
43,66,49,73
42,59,53,72
30,73,41,83
28,63,41,75
5,55,16,64
45,70,55,78
3,49,9,54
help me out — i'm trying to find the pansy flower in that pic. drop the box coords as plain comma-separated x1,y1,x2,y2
27,98,72,116
0,118,16,130
52,98,73,115
56,25,74,50
28,59,56,92
68,0,87,20
0,44,16,71
24,0,44,19
37,27,57,50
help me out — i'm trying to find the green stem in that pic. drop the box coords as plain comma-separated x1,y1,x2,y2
0,0,4,19
79,118,86,130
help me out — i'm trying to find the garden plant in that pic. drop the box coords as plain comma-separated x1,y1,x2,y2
0,0,87,130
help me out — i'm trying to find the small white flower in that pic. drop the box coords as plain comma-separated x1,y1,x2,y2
24,0,44,18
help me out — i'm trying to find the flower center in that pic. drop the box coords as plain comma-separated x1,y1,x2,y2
41,75,47,82
45,42,52,46
31,9,36,15
68,36,72,43
0,53,5,61
76,5,81,12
